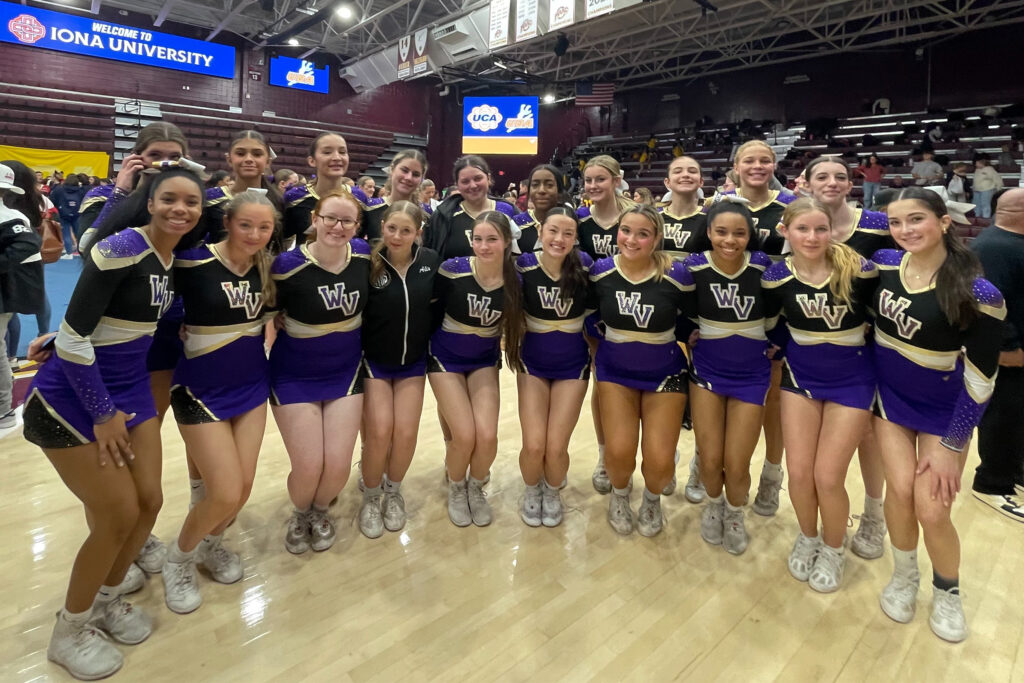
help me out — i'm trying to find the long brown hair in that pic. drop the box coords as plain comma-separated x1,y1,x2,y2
228,130,283,208
473,211,524,369
223,190,279,308
781,197,863,306
540,207,588,302
369,200,425,283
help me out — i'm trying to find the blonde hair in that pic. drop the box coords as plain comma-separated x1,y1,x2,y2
781,197,863,306
370,200,425,283
618,204,673,280
733,140,776,165
383,149,429,204
585,154,635,213
224,190,279,307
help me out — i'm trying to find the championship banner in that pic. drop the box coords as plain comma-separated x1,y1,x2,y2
488,0,510,50
586,0,615,20
0,144,110,178
515,0,538,42
412,27,430,76
550,0,575,30
396,34,411,79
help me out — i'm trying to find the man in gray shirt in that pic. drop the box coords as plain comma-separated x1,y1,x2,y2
911,151,944,185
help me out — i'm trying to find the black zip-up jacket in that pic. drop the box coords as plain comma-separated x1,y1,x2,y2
362,244,441,367
0,206,44,315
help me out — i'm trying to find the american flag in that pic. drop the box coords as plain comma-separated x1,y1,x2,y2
575,82,615,107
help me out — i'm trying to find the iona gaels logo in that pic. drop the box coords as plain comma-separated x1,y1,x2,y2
9,14,45,44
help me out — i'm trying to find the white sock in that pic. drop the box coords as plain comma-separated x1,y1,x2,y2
364,484,382,499
762,461,783,479
864,495,884,520
612,485,630,497
707,492,724,505
892,545,919,576
725,499,744,512
94,584,119,605
642,488,660,503
60,606,92,626
168,539,196,564
469,475,487,487
383,478,401,494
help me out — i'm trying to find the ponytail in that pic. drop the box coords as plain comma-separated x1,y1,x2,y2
825,242,863,306
472,211,524,370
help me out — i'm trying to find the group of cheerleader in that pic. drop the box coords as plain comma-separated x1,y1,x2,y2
21,126,1003,679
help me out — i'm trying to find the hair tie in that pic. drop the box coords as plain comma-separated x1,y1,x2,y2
710,192,751,206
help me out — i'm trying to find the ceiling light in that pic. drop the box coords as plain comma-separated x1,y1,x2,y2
288,38,299,46
336,5,353,19
543,94,555,104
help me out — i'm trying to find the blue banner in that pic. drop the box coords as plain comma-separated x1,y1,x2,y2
268,56,329,94
0,2,235,79
462,96,539,155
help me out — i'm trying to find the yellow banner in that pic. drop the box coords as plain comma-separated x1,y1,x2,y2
0,145,110,178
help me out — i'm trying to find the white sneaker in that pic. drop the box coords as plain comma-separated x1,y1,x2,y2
788,533,821,582
684,454,705,504
592,455,611,494
930,587,968,642
809,544,845,593
359,494,385,539
722,506,749,555
700,499,724,546
0,409,17,430
198,538,243,583
447,480,472,527
636,495,663,537
541,483,563,527
521,484,542,527
48,613,123,680
467,478,492,527
162,559,201,614
663,449,680,496
309,510,337,551
971,490,1024,523
880,570,920,624
752,468,783,516
135,535,167,574
284,509,311,554
851,514,887,559
93,596,152,645
382,491,406,532
120,563,145,595
607,493,634,535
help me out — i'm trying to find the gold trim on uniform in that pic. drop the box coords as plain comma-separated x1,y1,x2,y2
173,384,218,421
441,315,501,338
469,257,503,292
89,316,158,347
55,320,95,366
761,272,793,289
963,355,996,404
183,321,265,358
93,228,162,271
978,302,1007,321
27,387,90,444
788,324,867,347
698,318,767,341
874,327,959,371
604,325,676,345
524,313,585,334
283,316,362,338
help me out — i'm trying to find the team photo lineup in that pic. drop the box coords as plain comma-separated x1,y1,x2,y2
2,1,1024,681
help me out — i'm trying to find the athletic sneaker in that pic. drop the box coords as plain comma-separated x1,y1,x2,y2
467,478,492,527
521,484,542,527
930,587,968,642
809,544,845,593
360,493,385,539
447,479,472,527
0,409,17,430
48,613,123,680
93,596,152,645
198,537,243,583
700,499,725,546
684,453,705,504
135,535,167,574
971,491,1024,523
722,506,749,555
788,533,821,582
285,509,311,554
662,449,680,496
607,493,634,535
592,455,611,494
752,468,783,516
636,495,663,537
121,563,145,594
851,514,888,559
880,570,920,624
382,492,407,532
541,482,563,527
309,510,337,551
162,559,201,614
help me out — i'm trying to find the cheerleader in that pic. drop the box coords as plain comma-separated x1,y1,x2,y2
283,132,350,246
161,191,276,614
660,155,708,260
578,155,636,495
429,211,522,527
202,130,284,246
423,155,516,260
271,190,369,552
728,140,799,517
588,205,689,536
512,164,567,253
22,168,202,679
515,208,593,527
351,149,427,241
804,156,896,561
762,198,879,592
359,201,439,537
681,202,772,554
873,187,1004,642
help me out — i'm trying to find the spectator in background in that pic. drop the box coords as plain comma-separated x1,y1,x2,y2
998,143,1017,173
420,179,440,211
890,175,906,189
720,169,739,194
205,170,230,189
357,175,376,197
946,163,972,203
973,157,1004,218
911,151,943,186
516,180,529,212
341,177,356,188
48,174,85,257
855,154,886,209
274,168,299,193
632,187,654,205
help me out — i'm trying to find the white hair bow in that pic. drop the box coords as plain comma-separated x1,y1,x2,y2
924,186,976,224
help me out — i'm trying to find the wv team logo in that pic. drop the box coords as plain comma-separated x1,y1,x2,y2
537,287,573,318
663,224,691,249
877,289,922,339
221,281,263,319
149,275,173,317
467,104,502,132
710,283,755,320
318,282,360,315
467,294,501,326
795,293,848,330
591,234,615,257
615,291,654,328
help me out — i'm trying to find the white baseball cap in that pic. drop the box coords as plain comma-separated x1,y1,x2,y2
0,164,25,195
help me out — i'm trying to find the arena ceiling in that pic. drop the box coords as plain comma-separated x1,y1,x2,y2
51,0,1024,91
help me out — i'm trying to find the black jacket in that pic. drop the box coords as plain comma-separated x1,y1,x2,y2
0,206,44,315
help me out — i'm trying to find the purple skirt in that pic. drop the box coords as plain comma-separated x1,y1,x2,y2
781,342,874,410
363,356,427,380
427,329,501,374
595,340,688,393
172,336,269,422
24,337,157,448
873,344,960,436
520,330,590,381
691,336,771,405
270,330,363,404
